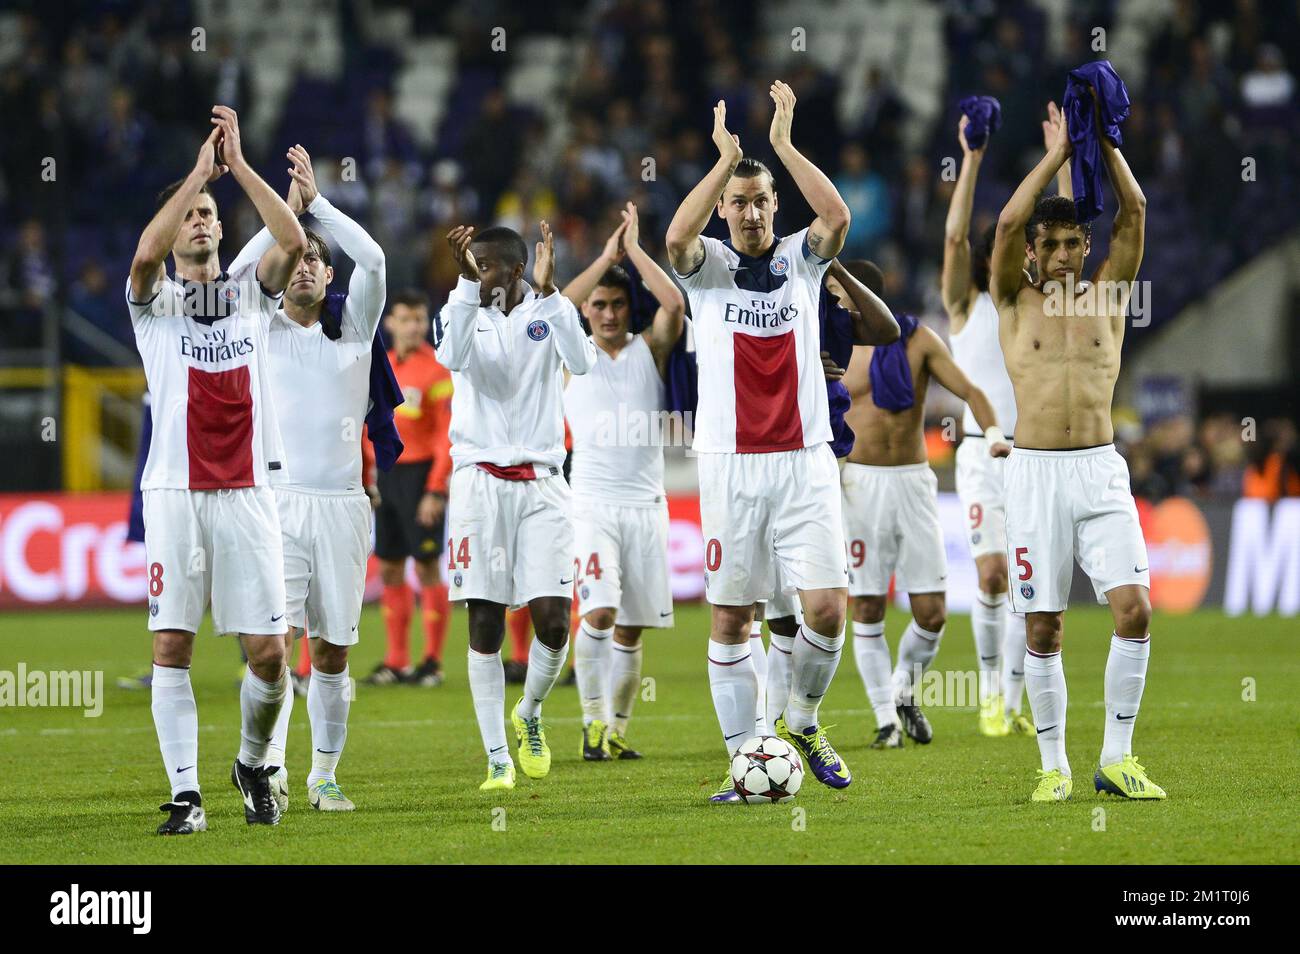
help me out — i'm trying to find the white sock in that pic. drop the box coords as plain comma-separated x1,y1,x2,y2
765,632,794,734
238,666,287,769
972,591,1005,702
707,638,758,753
1101,633,1150,765
891,620,943,704
517,637,569,720
610,642,642,735
307,665,350,785
1024,649,1069,775
467,649,510,764
749,621,769,735
575,619,613,725
266,673,294,769
852,620,897,728
1002,606,1027,714
151,665,199,798
785,624,843,732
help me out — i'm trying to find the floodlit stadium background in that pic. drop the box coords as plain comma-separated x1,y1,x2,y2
0,0,1296,616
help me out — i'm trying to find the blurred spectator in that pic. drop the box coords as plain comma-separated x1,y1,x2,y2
834,143,891,260
1243,419,1300,502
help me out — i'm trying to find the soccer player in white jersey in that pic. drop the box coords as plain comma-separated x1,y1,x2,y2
561,202,684,762
437,221,597,791
128,107,307,833
944,106,1073,737
666,84,855,801
227,145,385,812
991,96,1162,802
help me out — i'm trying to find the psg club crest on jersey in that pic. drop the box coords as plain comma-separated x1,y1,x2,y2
220,282,240,304
527,320,550,341
769,255,790,276
1020,583,1035,600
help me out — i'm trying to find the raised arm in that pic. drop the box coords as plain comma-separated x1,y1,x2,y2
921,327,1010,456
561,216,627,309
769,81,850,260
1094,133,1146,288
435,226,481,372
991,112,1071,306
210,106,306,295
941,116,984,324
665,101,742,275
827,259,899,344
619,203,686,370
129,128,226,301
288,145,387,336
537,221,597,375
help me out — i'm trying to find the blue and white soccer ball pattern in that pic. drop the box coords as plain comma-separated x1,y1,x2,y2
730,736,804,804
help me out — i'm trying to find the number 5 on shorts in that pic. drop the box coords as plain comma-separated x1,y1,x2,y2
1015,546,1033,581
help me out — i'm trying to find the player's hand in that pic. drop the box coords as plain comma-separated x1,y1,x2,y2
365,484,381,510
194,127,229,184
620,201,640,250
1049,101,1072,159
1040,101,1060,155
286,144,319,209
601,216,628,264
990,441,1012,459
534,220,556,293
712,100,742,163
210,105,246,170
768,81,796,150
958,115,982,156
820,350,845,381
416,492,445,527
447,225,480,281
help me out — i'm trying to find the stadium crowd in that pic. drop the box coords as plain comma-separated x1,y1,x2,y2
1,0,1296,500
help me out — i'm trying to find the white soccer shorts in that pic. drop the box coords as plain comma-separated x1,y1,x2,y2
955,436,1010,560
277,488,372,646
446,466,575,608
1004,444,1150,613
573,499,674,628
142,486,286,636
841,462,948,597
697,443,848,607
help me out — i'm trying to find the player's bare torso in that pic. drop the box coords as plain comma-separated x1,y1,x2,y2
999,280,1124,449
844,334,931,467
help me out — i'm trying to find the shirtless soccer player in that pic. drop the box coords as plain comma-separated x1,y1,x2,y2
667,84,854,802
561,203,684,761
943,106,1073,737
438,222,597,791
991,99,1164,802
841,261,1010,749
129,107,306,833
229,145,386,812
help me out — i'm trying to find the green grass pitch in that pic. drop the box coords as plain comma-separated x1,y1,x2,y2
0,605,1295,864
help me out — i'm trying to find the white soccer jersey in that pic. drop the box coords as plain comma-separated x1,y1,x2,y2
951,291,1017,437
673,229,832,454
127,260,287,490
564,334,665,506
435,276,597,472
231,193,387,493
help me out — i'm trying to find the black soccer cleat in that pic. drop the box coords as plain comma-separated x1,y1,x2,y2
231,760,281,826
896,703,933,744
502,660,528,685
364,662,411,686
410,656,444,687
869,723,904,749
157,792,206,835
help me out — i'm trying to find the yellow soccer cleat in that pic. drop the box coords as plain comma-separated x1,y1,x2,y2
979,694,1010,737
581,719,611,761
1006,711,1035,735
511,698,552,779
479,760,516,791
1095,755,1167,800
1030,769,1073,802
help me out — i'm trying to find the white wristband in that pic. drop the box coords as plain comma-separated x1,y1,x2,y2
984,426,1006,445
